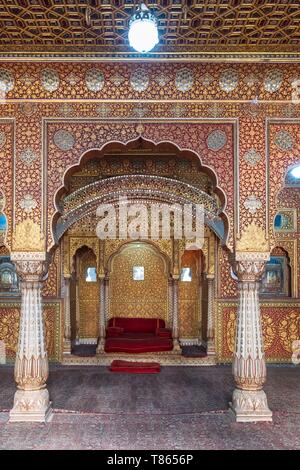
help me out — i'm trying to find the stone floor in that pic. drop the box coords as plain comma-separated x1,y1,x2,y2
0,364,299,450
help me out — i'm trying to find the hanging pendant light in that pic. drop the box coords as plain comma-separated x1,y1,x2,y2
128,2,159,53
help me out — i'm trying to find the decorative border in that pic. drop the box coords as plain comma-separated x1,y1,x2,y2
1,51,300,63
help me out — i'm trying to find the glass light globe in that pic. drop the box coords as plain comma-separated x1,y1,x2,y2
128,4,159,53
291,165,300,178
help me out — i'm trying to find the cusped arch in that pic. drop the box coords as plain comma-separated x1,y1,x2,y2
51,136,230,250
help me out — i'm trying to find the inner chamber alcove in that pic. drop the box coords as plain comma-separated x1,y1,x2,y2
52,138,228,361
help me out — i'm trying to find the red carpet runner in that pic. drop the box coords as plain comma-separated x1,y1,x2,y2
109,360,161,374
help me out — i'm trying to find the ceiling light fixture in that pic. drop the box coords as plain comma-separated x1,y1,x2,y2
128,2,159,53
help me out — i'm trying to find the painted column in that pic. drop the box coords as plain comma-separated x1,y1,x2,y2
9,252,52,423
63,275,71,355
104,277,109,324
230,252,272,422
96,276,106,354
206,274,215,355
172,277,181,352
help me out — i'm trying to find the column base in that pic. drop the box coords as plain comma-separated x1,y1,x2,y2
96,338,105,355
229,388,273,423
9,388,53,423
206,339,215,356
63,339,71,355
172,339,182,354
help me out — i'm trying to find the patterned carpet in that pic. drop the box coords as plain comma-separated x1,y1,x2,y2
0,364,299,450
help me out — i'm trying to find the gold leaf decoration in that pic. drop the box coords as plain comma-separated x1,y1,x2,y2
12,219,45,252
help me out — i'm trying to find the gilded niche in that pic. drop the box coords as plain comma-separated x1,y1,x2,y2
109,242,169,322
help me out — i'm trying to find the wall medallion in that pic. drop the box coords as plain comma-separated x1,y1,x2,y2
219,69,239,92
59,103,74,117
175,68,194,92
170,103,186,118
20,194,37,213
53,130,75,151
206,130,227,152
19,102,38,116
0,68,14,93
132,104,149,118
0,131,6,150
274,130,294,151
264,69,283,93
20,148,37,166
96,104,110,118
244,148,262,166
130,68,149,92
244,195,262,214
85,68,105,92
41,68,60,92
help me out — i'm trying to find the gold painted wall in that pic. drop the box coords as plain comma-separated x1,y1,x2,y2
78,249,99,339
109,242,168,322
179,250,201,339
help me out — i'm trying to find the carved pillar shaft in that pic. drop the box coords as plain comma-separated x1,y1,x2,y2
206,275,215,355
96,277,106,354
104,278,109,324
230,253,272,422
172,278,181,352
63,275,71,354
9,252,52,423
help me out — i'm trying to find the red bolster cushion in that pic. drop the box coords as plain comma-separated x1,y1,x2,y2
106,326,124,337
156,328,172,338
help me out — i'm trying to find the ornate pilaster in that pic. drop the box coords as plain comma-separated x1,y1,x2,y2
9,252,53,423
206,274,215,355
172,277,181,352
63,275,71,355
230,251,272,422
96,276,106,354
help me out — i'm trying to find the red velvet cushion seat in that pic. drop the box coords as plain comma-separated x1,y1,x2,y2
156,328,172,338
106,326,124,337
105,317,173,353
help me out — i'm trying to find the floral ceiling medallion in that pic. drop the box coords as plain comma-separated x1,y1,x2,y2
264,69,283,93
274,130,294,151
0,131,6,150
244,148,262,166
96,104,110,118
41,68,60,92
85,68,105,92
53,130,75,151
219,69,239,92
130,68,149,93
244,195,262,214
175,68,194,92
0,68,14,93
59,103,74,117
19,102,38,116
20,148,37,166
206,130,227,152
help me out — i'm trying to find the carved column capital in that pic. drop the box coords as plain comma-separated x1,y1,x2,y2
11,252,48,282
235,251,269,282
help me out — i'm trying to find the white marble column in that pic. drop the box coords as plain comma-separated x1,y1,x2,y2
230,252,272,422
206,274,215,355
63,275,71,355
96,276,106,354
172,277,181,352
9,252,53,423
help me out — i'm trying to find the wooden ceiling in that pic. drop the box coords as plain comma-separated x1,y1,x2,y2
0,1,299,58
